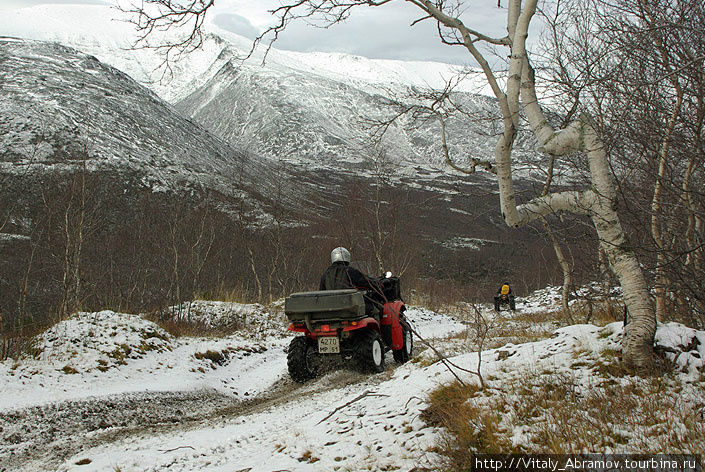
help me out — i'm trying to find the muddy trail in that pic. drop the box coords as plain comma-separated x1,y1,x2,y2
0,364,382,471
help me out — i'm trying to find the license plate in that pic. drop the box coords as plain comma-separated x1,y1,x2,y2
318,336,340,354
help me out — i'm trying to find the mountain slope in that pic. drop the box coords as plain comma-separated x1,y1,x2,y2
0,5,484,101
0,4,549,186
0,38,264,194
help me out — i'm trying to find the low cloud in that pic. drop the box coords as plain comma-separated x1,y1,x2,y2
212,13,260,40
210,1,507,66
271,11,477,65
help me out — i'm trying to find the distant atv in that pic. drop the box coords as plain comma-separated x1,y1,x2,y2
284,275,413,382
494,293,516,312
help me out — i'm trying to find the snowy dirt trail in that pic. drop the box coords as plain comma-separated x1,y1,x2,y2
46,356,440,472
0,305,467,472
0,369,380,471
1,390,237,470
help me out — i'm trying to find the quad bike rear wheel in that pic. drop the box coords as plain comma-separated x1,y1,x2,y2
393,323,413,364
288,336,319,383
353,330,385,373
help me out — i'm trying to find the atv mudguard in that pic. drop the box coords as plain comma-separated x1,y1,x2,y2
381,300,405,350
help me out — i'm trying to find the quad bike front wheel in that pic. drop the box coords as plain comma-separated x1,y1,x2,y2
393,323,413,364
287,336,319,383
354,330,385,373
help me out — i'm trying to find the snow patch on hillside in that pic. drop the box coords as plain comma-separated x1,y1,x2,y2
166,300,285,335
655,322,705,376
0,309,290,412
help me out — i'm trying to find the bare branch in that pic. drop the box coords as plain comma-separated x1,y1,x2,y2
159,446,195,453
317,390,389,424
410,14,433,27
118,0,215,75
405,322,468,387
436,110,496,175
364,76,497,175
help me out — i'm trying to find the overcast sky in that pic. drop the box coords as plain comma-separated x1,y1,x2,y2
3,0,511,66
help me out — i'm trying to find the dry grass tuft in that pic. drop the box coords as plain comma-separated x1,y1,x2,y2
1,320,61,361
194,286,252,304
194,349,231,366
61,365,79,374
568,299,625,326
298,450,320,463
143,312,229,338
424,367,704,466
523,373,703,453
421,381,515,470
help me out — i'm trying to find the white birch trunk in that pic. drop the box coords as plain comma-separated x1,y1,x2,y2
492,0,657,369
542,218,573,322
651,85,683,322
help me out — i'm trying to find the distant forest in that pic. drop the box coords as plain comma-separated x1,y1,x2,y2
0,166,575,355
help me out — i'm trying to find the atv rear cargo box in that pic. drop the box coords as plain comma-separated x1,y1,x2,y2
285,289,365,322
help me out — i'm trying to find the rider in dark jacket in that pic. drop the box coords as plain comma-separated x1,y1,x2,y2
320,247,380,314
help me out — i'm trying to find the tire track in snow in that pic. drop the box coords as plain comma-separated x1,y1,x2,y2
0,363,384,471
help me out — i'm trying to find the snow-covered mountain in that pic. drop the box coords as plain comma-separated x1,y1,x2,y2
0,37,267,196
0,4,548,188
176,50,504,177
0,4,489,102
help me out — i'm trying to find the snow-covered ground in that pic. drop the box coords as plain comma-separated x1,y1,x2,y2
0,302,464,411
1,290,703,471
0,309,287,412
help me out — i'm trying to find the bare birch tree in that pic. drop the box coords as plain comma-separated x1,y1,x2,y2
539,0,705,327
125,0,657,369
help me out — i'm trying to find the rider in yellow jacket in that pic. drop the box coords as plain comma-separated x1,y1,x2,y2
494,282,516,311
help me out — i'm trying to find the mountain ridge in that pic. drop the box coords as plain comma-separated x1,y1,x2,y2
0,37,274,205
0,3,541,189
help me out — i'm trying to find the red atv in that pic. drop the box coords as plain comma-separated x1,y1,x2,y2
284,275,413,382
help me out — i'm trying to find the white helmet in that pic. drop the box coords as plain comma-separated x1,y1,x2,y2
330,246,351,264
